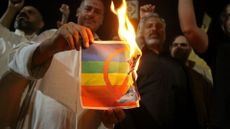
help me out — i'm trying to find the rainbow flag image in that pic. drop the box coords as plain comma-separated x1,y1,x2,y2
81,41,140,109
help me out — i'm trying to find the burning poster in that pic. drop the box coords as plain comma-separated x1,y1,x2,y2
81,41,140,109
81,0,142,109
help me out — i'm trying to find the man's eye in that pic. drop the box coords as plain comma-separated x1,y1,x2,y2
156,23,163,29
181,43,187,47
85,6,92,11
95,9,102,15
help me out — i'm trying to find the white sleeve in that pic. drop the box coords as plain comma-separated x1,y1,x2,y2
0,24,11,39
9,43,39,79
0,38,6,56
9,29,57,79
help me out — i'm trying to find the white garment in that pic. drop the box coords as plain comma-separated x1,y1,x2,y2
9,29,107,129
0,23,37,78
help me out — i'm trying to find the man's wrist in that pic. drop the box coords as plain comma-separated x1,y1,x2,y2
6,7,18,15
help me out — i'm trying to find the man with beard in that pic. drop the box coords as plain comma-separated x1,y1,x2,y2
8,0,125,129
0,0,44,78
0,1,44,128
170,35,212,83
115,12,199,129
170,35,212,129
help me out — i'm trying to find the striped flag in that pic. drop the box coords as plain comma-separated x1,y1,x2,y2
81,41,139,109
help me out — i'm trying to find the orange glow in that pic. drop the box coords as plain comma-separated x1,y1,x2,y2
111,0,142,73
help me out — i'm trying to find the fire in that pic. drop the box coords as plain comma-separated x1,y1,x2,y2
110,0,142,72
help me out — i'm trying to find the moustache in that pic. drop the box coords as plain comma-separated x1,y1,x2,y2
84,16,96,23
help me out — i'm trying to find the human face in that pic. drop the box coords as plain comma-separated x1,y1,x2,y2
14,6,44,34
170,35,191,61
224,4,230,37
142,16,166,52
77,0,104,32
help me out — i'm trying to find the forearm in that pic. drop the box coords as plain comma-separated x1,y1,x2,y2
178,0,197,31
178,0,208,53
183,27,208,53
0,8,18,28
8,41,54,79
30,38,58,73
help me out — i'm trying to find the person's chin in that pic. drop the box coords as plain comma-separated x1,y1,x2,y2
146,39,160,45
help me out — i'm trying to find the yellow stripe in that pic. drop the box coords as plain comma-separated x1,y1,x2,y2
81,73,133,86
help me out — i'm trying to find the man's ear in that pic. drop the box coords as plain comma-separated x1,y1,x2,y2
39,21,45,29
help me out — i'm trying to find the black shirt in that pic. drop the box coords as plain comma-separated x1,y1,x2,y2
115,49,199,129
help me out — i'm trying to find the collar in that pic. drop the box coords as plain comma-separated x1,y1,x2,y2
15,29,37,40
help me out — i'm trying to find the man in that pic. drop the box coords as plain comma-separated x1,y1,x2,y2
178,1,230,129
0,1,44,128
170,35,212,129
8,0,124,129
220,3,230,38
0,0,44,77
115,12,199,129
170,35,212,83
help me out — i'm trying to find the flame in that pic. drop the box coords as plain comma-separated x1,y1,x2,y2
110,0,141,72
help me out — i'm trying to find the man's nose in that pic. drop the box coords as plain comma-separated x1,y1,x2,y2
18,11,27,17
150,27,157,34
149,25,158,33
151,25,157,30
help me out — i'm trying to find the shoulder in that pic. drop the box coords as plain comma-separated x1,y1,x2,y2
33,29,57,43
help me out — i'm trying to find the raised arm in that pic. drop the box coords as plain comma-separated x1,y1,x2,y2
178,0,208,53
139,4,156,19
57,4,70,28
0,0,24,28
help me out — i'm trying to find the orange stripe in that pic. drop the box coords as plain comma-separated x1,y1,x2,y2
81,85,128,99
81,86,139,108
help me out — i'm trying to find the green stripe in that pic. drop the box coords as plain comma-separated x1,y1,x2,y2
82,61,129,73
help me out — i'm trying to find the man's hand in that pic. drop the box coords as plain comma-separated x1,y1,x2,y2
57,4,70,28
0,0,24,28
140,4,155,19
8,0,24,13
50,22,94,53
100,108,126,128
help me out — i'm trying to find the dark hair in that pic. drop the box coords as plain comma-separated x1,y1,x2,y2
79,0,104,8
220,3,230,27
136,13,166,45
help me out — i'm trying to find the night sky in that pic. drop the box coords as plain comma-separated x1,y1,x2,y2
0,0,229,40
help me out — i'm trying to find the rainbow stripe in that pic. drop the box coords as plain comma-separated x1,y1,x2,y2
81,41,139,109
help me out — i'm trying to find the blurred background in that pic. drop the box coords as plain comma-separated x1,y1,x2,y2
0,0,229,41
